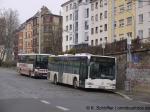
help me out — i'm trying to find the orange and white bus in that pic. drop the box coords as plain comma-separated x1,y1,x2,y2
17,54,50,78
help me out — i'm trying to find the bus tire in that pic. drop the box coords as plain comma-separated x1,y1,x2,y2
54,75,57,85
19,68,22,75
29,71,31,77
73,78,78,88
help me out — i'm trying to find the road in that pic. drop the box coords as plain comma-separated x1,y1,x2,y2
0,68,149,112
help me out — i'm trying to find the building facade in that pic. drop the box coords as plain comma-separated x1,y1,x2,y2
136,0,150,42
17,6,62,54
108,0,136,42
24,18,33,53
90,0,109,46
61,0,91,52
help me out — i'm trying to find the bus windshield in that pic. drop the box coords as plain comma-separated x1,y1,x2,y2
90,57,115,80
36,56,48,69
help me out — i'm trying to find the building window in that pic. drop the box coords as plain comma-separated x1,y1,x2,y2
95,14,98,21
70,14,72,20
119,19,124,27
100,38,102,43
127,2,132,10
91,28,94,34
119,5,124,13
100,13,103,20
95,39,98,46
91,40,94,46
85,21,89,30
105,37,107,42
66,25,68,31
95,27,98,33
66,35,68,41
104,0,107,6
100,25,103,33
138,30,143,39
70,24,72,30
127,17,132,25
139,14,143,24
138,1,143,8
91,3,94,11
91,16,94,22
104,24,107,31
66,16,68,22
104,11,107,18
75,10,78,20
75,33,78,44
70,3,72,10
85,8,89,18
70,36,72,40
114,21,117,28
66,45,68,51
66,6,68,11
95,2,98,9
85,32,89,41
127,32,132,38
100,0,103,7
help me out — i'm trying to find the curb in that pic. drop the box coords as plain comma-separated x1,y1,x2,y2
115,92,133,101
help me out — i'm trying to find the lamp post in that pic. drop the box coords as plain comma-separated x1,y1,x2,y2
127,36,132,67
102,41,105,56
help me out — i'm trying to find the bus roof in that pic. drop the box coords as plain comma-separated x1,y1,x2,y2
50,53,116,59
18,54,52,56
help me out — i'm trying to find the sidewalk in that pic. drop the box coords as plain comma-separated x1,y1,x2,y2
116,90,150,104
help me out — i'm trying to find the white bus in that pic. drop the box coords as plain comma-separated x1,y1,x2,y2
17,54,50,78
47,54,117,90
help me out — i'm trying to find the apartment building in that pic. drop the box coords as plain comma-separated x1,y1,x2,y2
136,0,150,42
17,6,62,54
32,6,62,54
108,0,136,42
17,24,25,54
61,0,91,52
90,0,109,46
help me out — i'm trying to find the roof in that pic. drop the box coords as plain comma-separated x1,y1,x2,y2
61,0,74,7
50,53,116,60
18,54,52,56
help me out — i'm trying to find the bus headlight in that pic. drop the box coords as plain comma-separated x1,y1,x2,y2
35,69,38,72
108,83,115,86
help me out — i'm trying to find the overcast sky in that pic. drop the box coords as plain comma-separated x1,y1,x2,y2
0,0,66,23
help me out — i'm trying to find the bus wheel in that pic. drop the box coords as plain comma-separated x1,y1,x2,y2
54,75,57,85
73,78,78,88
19,69,22,75
29,71,31,77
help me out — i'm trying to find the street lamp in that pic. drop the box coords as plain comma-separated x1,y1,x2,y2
127,36,132,67
102,41,106,56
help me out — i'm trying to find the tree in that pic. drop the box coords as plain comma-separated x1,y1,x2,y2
0,9,19,63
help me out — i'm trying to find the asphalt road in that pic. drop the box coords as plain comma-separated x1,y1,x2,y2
0,68,150,112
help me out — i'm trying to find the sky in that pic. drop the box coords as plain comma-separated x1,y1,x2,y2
0,0,66,23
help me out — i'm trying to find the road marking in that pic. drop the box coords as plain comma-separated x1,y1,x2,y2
40,100,50,104
56,106,70,111
115,92,133,101
138,101,150,105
